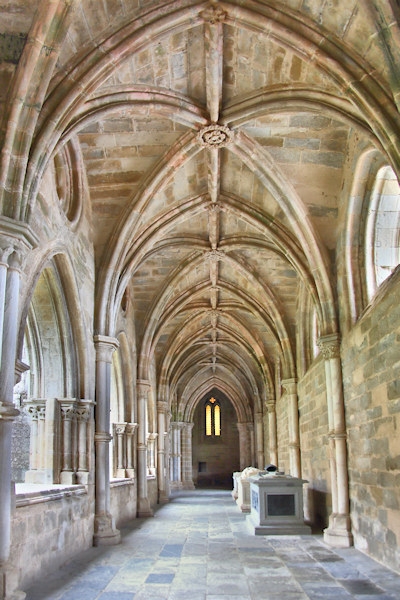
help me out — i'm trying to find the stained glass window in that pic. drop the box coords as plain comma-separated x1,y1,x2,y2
205,397,221,436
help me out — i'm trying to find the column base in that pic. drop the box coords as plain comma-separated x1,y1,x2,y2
0,563,26,600
158,490,170,504
182,481,195,490
323,513,353,548
93,514,121,547
169,481,183,490
137,497,154,517
60,471,76,485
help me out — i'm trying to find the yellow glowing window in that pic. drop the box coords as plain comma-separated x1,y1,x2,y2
206,404,212,436
205,397,221,436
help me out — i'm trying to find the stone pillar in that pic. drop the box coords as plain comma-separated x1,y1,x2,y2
181,422,195,489
93,335,121,546
60,400,77,485
282,379,301,478
25,401,46,475
125,423,137,478
164,411,171,499
114,423,127,478
76,400,94,484
254,412,264,469
147,432,157,476
237,422,252,469
137,380,153,517
318,334,353,548
266,399,278,467
169,421,184,489
0,246,26,599
157,401,169,503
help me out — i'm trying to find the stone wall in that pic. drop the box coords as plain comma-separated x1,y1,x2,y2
298,357,331,531
192,396,240,487
342,268,400,572
110,479,138,528
147,476,158,510
10,486,94,590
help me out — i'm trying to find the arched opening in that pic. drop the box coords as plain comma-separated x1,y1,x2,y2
365,166,400,300
192,388,240,489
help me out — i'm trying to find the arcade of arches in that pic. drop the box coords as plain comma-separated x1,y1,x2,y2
0,1,400,597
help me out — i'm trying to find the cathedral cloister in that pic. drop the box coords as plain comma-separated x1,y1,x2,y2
0,1,400,598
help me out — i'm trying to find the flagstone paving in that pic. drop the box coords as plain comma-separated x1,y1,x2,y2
25,490,400,599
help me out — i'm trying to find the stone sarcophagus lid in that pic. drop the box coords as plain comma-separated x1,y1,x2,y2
247,472,311,535
236,467,263,513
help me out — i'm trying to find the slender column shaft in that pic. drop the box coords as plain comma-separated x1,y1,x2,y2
137,380,153,517
266,400,278,467
318,334,353,548
170,422,184,486
254,412,264,469
157,402,168,502
0,254,21,565
0,262,7,367
93,335,120,546
125,423,137,473
77,403,92,473
115,424,126,472
282,379,301,477
0,225,38,598
181,422,195,489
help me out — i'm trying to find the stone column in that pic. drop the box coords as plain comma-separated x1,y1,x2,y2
254,412,264,469
318,334,353,548
266,398,278,467
60,400,77,485
169,421,184,489
0,247,25,600
237,422,252,469
93,335,121,546
282,378,301,477
0,249,22,565
147,432,157,476
114,423,127,478
137,380,153,517
181,422,195,489
164,410,171,499
76,400,94,485
157,401,168,503
25,401,46,476
125,423,137,478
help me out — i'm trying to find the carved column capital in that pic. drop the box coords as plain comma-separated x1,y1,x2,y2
59,398,77,420
137,380,151,400
318,333,341,359
200,4,228,24
125,423,138,435
94,335,119,362
157,400,168,413
26,400,46,420
115,423,127,436
281,378,297,395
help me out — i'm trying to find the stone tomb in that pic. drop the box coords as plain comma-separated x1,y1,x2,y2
247,473,311,535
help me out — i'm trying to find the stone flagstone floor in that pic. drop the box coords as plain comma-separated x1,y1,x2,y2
24,489,400,600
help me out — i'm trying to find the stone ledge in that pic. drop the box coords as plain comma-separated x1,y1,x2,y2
15,483,87,507
110,477,135,488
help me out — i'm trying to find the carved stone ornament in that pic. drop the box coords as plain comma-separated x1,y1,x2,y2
200,4,228,24
204,248,224,261
317,334,340,360
198,124,232,148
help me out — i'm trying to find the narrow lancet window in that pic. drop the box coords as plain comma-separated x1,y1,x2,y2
205,397,221,436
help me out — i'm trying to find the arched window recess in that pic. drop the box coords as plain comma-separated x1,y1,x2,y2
205,397,221,437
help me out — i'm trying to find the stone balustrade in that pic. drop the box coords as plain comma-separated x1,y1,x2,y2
24,398,94,485
112,423,138,478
